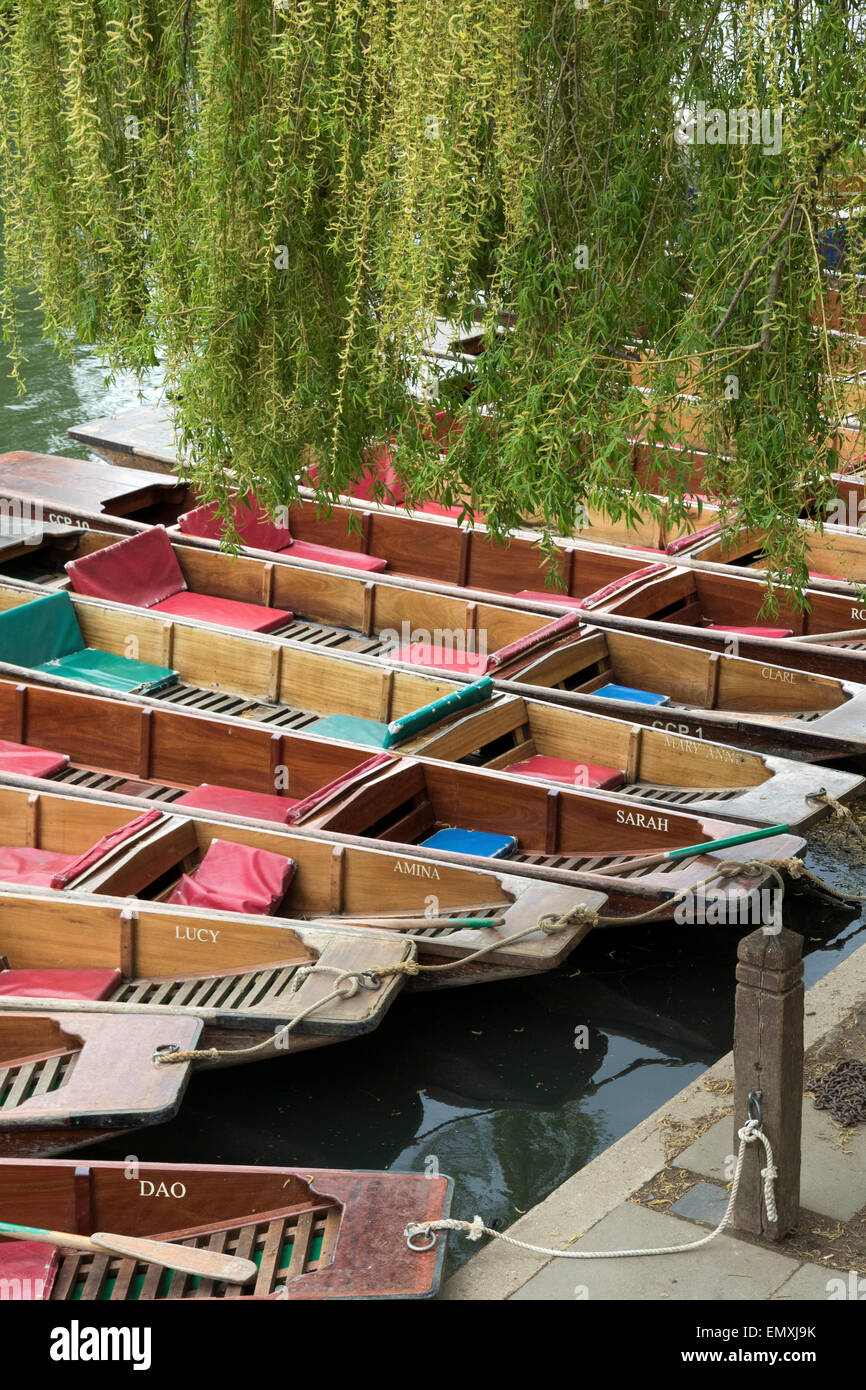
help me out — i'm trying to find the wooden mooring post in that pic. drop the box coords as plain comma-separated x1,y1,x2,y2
733,926,804,1239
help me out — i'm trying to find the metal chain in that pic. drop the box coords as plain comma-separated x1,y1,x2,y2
812,1059,866,1128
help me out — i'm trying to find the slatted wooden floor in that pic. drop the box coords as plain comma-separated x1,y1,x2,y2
51,1203,342,1299
0,1052,77,1111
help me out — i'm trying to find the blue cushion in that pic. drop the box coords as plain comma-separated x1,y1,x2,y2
594,683,668,706
420,828,517,859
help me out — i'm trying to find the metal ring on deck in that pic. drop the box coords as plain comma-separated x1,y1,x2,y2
358,969,382,990
405,1225,437,1251
153,1043,181,1061
747,1090,763,1126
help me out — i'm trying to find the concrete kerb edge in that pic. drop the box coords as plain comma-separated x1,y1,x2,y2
440,940,866,1301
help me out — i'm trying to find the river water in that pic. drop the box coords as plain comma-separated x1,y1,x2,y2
1,312,864,1275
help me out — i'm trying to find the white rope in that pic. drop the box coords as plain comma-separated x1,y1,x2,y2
405,1119,778,1258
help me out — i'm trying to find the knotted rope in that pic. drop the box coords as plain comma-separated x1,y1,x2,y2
153,910,596,1066
405,1118,778,1258
154,849,855,1068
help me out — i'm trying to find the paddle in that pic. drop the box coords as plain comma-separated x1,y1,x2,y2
595,822,791,877
0,1220,258,1285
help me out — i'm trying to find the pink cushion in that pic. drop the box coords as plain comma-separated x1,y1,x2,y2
166,839,296,914
174,784,300,824
0,846,78,887
704,624,794,639
393,642,489,676
285,540,387,573
0,967,121,1000
151,591,292,634
0,739,69,779
513,590,580,607
505,755,626,790
65,527,185,608
0,1242,59,1299
307,445,408,506
178,496,293,552
417,501,477,519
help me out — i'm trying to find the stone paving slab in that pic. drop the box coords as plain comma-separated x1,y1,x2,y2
770,1262,855,1300
673,1100,866,1221
669,1180,730,1227
508,1202,801,1301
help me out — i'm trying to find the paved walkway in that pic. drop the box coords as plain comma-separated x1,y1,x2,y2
442,941,866,1300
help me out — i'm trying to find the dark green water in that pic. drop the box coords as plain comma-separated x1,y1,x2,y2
1,315,864,1275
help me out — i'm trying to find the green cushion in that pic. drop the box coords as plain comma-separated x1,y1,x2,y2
36,648,178,695
0,591,83,667
305,714,391,748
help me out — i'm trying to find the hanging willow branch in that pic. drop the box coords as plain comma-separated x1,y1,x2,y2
0,0,865,595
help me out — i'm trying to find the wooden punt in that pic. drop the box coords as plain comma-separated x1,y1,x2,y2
0,448,858,615
0,877,413,1055
572,561,866,645
0,758,806,922
0,1157,452,1298
0,781,600,982
0,664,861,832
0,1010,202,1159
488,621,866,764
0,575,860,819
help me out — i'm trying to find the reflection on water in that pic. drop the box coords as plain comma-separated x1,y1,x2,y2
1,312,864,1274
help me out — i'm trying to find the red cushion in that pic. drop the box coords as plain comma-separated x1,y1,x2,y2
417,501,487,523
166,839,296,914
0,846,78,886
0,967,121,1000
393,642,489,676
152,592,292,634
65,527,185,608
505,755,626,790
174,784,300,824
0,739,69,778
704,624,794,639
513,590,580,607
178,496,293,553
285,540,387,573
0,1242,59,1299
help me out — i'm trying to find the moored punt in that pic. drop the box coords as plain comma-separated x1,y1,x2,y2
0,1010,202,1159
0,580,861,819
0,876,413,1056
0,762,806,922
490,621,866,765
0,781,601,981
0,512,651,666
0,666,861,831
0,1157,451,1298
572,561,866,645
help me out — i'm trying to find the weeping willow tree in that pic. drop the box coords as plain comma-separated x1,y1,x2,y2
0,1,865,592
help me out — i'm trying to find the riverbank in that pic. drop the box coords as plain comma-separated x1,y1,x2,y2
442,936,866,1300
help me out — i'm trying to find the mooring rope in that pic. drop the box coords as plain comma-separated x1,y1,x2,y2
404,1118,778,1259
155,849,857,1068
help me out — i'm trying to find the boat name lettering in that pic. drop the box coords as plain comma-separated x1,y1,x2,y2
47,511,89,530
652,719,702,737
662,735,738,762
852,608,866,621
761,666,795,683
138,1180,187,1199
394,860,440,879
615,810,669,832
174,926,220,943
